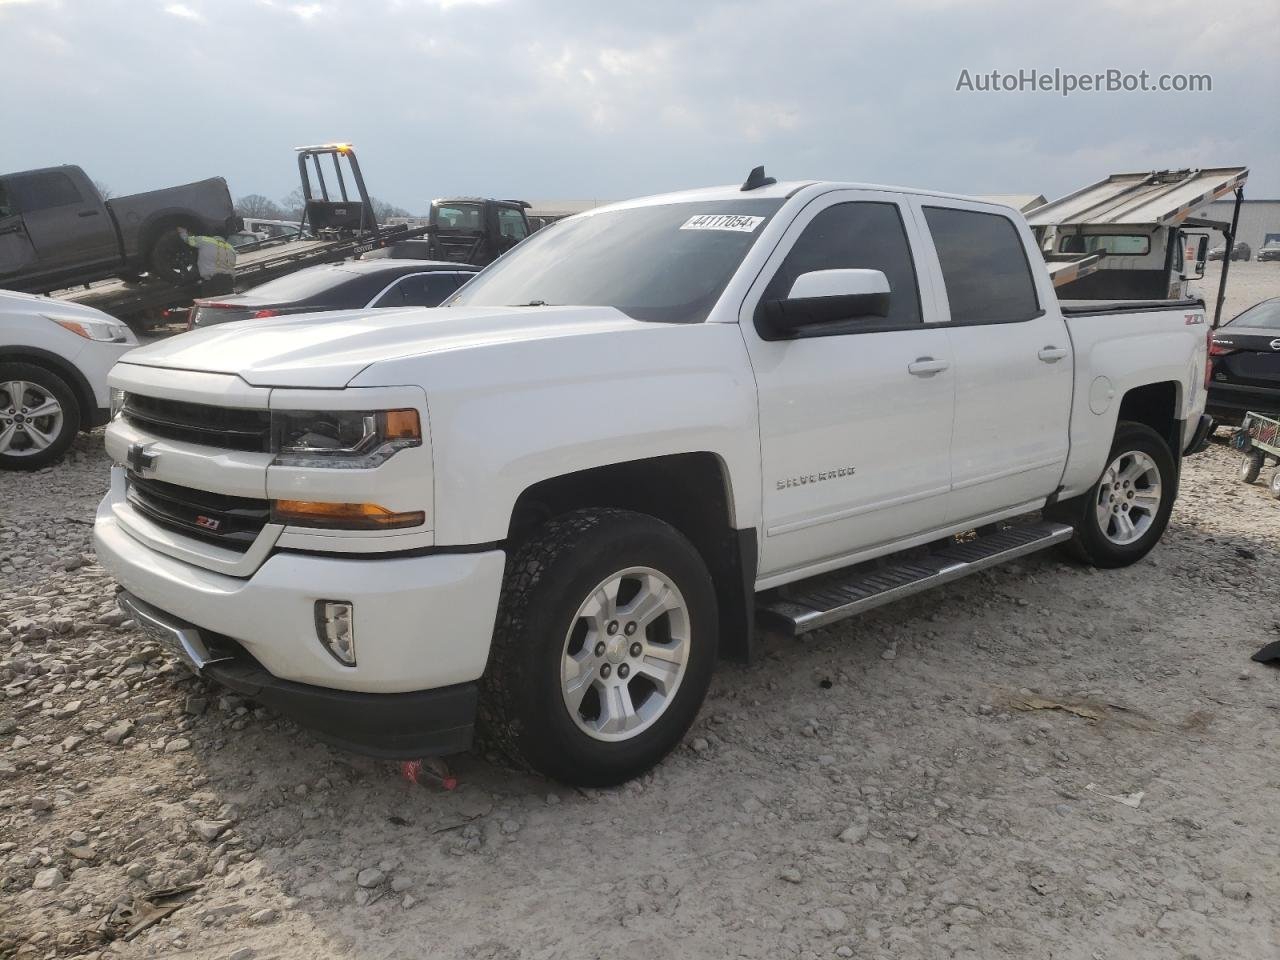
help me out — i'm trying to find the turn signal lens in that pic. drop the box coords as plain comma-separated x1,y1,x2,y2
272,500,425,530
384,409,420,440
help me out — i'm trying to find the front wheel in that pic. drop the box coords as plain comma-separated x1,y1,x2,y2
1270,470,1280,500
481,508,718,786
1053,422,1176,568
0,363,81,470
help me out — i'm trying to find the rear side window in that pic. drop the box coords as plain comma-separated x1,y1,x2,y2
758,201,922,327
375,273,465,308
924,207,1040,324
9,172,83,211
497,207,529,241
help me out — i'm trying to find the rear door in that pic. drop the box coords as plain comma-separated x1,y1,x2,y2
909,200,1072,522
742,191,955,581
7,170,117,270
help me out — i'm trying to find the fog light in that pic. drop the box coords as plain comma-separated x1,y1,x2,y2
315,600,356,666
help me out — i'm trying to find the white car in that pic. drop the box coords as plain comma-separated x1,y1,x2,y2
95,171,1212,785
0,290,137,469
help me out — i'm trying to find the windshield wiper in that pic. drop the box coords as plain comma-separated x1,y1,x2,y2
513,299,551,307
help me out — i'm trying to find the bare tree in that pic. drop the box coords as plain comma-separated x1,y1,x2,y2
93,180,114,200
279,188,305,220
235,194,285,219
371,197,412,220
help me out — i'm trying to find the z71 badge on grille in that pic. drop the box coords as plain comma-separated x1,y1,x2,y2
194,515,222,532
777,466,856,490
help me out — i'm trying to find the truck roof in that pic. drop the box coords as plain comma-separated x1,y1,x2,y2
584,179,1025,216
1026,167,1248,229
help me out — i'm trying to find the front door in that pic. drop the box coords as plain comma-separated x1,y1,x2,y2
910,200,1072,522
8,170,116,271
741,191,956,582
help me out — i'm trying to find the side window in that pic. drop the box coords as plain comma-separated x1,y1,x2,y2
373,279,407,308
9,172,83,212
924,207,1040,325
375,274,463,308
497,207,529,242
758,201,922,328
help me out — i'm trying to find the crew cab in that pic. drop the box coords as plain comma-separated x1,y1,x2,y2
93,170,1213,786
0,164,240,293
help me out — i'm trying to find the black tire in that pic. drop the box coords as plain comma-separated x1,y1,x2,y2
480,508,718,786
1240,451,1265,484
0,362,81,471
1051,421,1177,569
1270,469,1280,500
147,228,198,285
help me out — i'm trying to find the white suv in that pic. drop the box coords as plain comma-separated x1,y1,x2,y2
0,290,137,469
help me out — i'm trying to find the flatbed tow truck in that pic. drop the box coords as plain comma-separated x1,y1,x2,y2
1029,165,1247,327
49,144,429,328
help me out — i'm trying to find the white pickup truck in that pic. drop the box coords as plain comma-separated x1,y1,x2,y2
94,169,1215,785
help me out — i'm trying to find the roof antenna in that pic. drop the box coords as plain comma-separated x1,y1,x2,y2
741,165,776,191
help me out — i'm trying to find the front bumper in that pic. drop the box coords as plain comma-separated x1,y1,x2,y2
117,591,477,757
95,497,505,693
95,496,506,754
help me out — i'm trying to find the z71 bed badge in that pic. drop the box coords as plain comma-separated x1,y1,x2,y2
777,466,856,490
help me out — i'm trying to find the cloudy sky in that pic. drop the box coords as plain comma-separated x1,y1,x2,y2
2,0,1277,212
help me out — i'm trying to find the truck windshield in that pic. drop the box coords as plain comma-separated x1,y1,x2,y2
447,198,785,323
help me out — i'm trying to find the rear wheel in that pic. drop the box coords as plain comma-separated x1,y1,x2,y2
481,508,718,786
1270,469,1280,500
148,228,198,285
1052,422,1176,568
0,363,81,471
1240,451,1265,484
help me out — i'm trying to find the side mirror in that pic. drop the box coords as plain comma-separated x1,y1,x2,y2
1182,233,1209,280
762,269,891,337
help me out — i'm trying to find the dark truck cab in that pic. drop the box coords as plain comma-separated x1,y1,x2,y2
0,165,240,294
424,197,532,266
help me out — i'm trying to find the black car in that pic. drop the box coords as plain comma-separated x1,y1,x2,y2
1207,297,1280,425
189,259,480,328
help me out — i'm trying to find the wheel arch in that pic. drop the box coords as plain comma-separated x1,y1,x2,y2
0,347,95,428
506,453,759,663
133,211,204,265
1117,380,1182,455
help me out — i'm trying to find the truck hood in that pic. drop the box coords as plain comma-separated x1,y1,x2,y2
115,305,643,388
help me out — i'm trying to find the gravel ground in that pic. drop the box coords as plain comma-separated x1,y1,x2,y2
3,266,1280,960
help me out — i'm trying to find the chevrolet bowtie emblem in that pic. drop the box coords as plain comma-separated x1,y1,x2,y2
126,442,158,475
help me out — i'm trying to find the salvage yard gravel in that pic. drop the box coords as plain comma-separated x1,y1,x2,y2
2,425,1278,958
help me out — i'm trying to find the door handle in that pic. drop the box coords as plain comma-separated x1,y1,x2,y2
907,357,950,377
0,224,21,236
78,209,100,218
1038,346,1069,362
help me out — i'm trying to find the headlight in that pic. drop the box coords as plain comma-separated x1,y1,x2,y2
110,388,126,419
270,408,421,469
44,314,132,343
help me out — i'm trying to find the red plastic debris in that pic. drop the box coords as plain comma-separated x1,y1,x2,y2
398,758,458,791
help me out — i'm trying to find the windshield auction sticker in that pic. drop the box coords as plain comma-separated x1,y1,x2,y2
679,214,765,232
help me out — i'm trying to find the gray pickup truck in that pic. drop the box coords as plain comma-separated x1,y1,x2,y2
0,165,241,294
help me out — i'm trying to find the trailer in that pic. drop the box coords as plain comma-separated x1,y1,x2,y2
50,143,425,329
1027,166,1248,327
